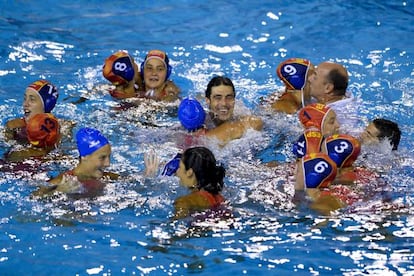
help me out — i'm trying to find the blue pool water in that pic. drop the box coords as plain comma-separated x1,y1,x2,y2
1,1,414,275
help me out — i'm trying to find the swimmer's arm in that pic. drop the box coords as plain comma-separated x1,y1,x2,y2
31,174,63,197
5,147,51,163
306,188,345,215
4,119,25,141
270,92,301,114
103,171,120,180
47,174,84,194
205,116,263,145
162,81,180,102
333,167,357,185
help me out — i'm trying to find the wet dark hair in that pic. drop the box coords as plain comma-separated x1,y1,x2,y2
326,68,348,96
373,118,401,150
182,147,225,194
205,76,235,99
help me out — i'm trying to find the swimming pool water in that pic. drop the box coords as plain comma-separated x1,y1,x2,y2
1,1,414,275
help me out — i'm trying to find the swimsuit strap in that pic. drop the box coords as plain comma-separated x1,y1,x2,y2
196,190,224,207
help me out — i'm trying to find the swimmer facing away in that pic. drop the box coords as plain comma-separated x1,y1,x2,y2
173,146,227,219
33,127,118,198
103,50,144,99
293,103,362,214
269,58,314,114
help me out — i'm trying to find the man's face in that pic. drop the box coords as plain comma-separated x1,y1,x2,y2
308,62,331,102
360,123,381,145
206,84,235,123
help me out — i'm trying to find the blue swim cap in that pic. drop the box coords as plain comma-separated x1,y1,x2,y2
27,80,58,113
76,128,109,157
178,98,206,132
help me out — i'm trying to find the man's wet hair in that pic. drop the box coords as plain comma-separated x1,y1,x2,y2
373,118,401,150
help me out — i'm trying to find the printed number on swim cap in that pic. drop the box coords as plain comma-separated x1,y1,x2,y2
114,61,127,72
46,84,58,98
283,64,297,75
334,141,349,153
296,140,305,156
40,118,56,133
314,160,329,173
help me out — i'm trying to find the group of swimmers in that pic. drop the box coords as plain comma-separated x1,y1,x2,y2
2,49,402,218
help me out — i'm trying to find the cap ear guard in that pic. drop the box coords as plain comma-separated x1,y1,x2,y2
292,130,324,158
323,134,361,168
301,153,337,189
26,113,60,148
103,51,135,86
140,50,172,80
162,153,182,176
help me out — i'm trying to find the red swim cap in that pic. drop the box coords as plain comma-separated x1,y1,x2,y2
26,113,60,148
298,103,332,130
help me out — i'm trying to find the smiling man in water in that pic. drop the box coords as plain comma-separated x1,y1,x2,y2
203,76,263,139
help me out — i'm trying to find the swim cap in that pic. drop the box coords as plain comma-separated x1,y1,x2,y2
26,113,60,148
301,152,337,189
27,80,58,113
292,129,324,158
76,128,109,157
140,49,172,80
178,98,206,132
277,58,311,90
162,153,182,176
298,103,332,130
103,51,135,86
322,134,361,168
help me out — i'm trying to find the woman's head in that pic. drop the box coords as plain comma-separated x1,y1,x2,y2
141,49,172,90
177,147,225,194
23,80,58,120
76,128,111,179
298,103,339,136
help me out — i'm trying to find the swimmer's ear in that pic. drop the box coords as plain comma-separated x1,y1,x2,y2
205,97,211,107
185,168,194,178
325,82,334,93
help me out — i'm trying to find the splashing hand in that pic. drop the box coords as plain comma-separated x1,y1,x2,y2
144,150,159,177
